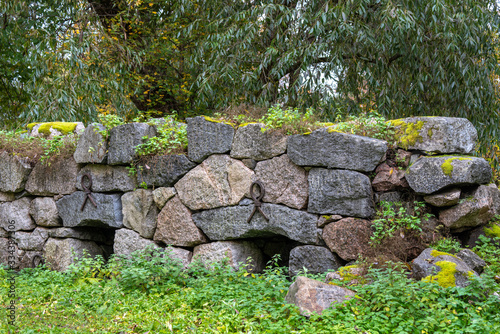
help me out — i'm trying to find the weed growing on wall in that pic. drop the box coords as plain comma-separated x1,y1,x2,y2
135,117,188,157
430,237,463,254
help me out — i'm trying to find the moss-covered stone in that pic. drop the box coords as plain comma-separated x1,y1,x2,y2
430,249,458,258
389,119,425,149
202,116,235,127
484,223,500,238
27,123,39,130
37,122,79,135
422,260,457,288
441,157,473,177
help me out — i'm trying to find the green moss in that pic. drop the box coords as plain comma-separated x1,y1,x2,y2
238,122,259,128
427,128,433,138
202,116,235,127
27,123,39,130
326,127,344,134
321,215,332,219
37,122,79,135
422,261,457,288
484,224,500,238
431,249,454,257
389,119,425,149
441,157,472,177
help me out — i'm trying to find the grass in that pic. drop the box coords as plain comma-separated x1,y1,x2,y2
1,245,500,334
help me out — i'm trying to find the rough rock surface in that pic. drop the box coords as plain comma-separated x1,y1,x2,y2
29,197,61,227
288,128,387,172
175,154,255,210
289,246,343,276
0,192,15,202
122,189,158,239
43,238,104,272
164,246,193,268
317,215,343,228
152,187,176,209
439,184,500,231
48,227,110,244
405,156,491,194
0,198,36,231
230,123,287,161
12,227,49,251
193,202,320,244
193,241,264,272
372,163,408,192
57,191,123,228
25,157,80,195
254,155,308,209
322,218,374,261
113,228,159,256
412,248,477,288
73,123,108,163
424,188,461,207
76,165,137,192
107,123,156,165
154,196,207,247
137,154,196,187
285,276,355,316
390,117,477,154
18,250,44,269
187,116,235,163
308,168,374,218
0,151,32,192
456,249,486,274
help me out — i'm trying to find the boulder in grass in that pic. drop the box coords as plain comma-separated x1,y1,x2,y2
405,156,491,195
285,276,355,316
389,117,477,154
43,237,104,272
187,116,235,163
288,128,387,172
288,245,343,276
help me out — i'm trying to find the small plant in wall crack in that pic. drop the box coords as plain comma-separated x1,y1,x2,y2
370,201,433,245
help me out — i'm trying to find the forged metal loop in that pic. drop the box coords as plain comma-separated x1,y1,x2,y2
80,173,97,211
247,180,269,223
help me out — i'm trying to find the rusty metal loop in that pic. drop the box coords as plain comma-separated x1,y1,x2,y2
247,180,269,223
80,173,97,211
32,254,44,267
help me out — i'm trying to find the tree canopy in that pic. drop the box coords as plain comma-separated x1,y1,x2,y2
1,0,500,149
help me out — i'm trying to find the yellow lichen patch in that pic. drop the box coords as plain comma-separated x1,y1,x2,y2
326,127,344,134
27,123,39,130
430,249,455,258
238,122,259,128
484,223,500,238
441,157,472,177
202,116,235,127
427,128,433,138
389,119,425,149
422,261,457,288
37,122,79,135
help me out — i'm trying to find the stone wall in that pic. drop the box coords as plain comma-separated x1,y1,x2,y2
1,116,498,273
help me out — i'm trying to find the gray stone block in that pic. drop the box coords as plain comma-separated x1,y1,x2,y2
76,165,137,192
0,151,32,192
137,154,196,187
29,197,61,227
308,168,374,218
289,245,343,276
25,157,80,196
187,116,235,163
73,123,108,163
230,123,287,161
107,123,156,165
0,198,36,231
43,237,104,272
193,241,263,272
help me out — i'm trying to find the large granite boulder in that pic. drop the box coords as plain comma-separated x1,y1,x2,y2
405,156,491,194
288,128,387,172
322,218,374,261
423,188,461,207
73,123,108,163
192,241,264,273
0,151,32,192
137,154,196,187
285,276,355,316
43,237,104,272
230,123,287,161
152,187,176,209
154,196,207,247
76,165,137,192
48,227,111,244
175,154,255,210
113,228,159,256
254,155,308,209
0,198,36,231
187,116,235,163
307,168,374,218
193,202,320,244
12,227,49,251
107,123,156,165
25,157,80,195
29,197,61,227
412,248,478,288
439,184,500,232
389,117,477,154
122,189,158,239
288,245,343,276
456,249,486,274
56,192,123,228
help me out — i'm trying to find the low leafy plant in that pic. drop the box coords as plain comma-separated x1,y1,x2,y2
258,104,319,135
430,237,462,254
135,116,188,157
328,111,396,141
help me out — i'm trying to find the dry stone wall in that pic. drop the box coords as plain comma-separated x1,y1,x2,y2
1,116,499,274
